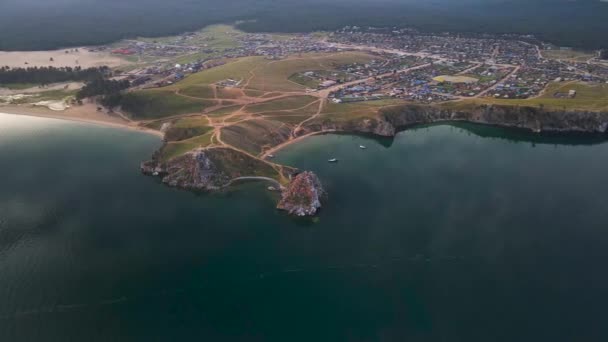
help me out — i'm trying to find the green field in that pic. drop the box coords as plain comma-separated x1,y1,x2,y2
159,131,214,162
288,73,320,89
245,96,318,113
322,99,404,118
216,87,243,99
202,147,281,181
221,119,292,155
263,114,312,125
289,70,361,89
172,57,265,89
207,105,243,117
179,85,216,99
246,53,375,92
448,82,608,111
164,116,212,142
542,49,595,62
120,90,214,119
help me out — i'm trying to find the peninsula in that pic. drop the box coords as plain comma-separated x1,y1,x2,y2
3,25,608,215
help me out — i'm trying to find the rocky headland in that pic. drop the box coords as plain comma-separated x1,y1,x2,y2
276,171,324,217
141,147,285,191
141,146,324,216
298,103,608,138
142,103,608,216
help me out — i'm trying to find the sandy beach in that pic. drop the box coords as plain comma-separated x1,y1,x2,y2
0,103,163,137
0,82,84,96
0,49,129,69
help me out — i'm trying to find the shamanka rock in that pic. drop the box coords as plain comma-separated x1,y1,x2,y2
277,171,324,216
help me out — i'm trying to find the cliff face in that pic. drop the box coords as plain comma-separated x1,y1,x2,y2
299,104,608,138
277,171,324,217
297,116,396,137
382,104,608,133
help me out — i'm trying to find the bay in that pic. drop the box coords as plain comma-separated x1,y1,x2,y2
1,113,608,341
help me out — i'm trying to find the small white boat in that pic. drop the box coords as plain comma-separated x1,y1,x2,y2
359,145,367,149
328,158,338,163
267,154,275,159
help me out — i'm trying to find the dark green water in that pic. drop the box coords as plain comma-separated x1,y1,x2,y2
1,113,608,341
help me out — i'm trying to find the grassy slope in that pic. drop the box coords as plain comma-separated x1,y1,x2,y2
221,119,292,155
262,114,312,125
160,131,214,162
164,116,212,142
288,73,321,88
246,52,377,92
172,57,266,88
171,52,376,93
207,105,243,117
216,87,243,99
179,85,216,99
121,90,214,119
245,96,318,113
205,147,281,181
321,99,405,120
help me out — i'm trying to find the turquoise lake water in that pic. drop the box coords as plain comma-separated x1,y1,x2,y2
1,113,608,341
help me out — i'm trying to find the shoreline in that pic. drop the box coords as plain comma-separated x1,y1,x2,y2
262,130,336,158
0,105,163,138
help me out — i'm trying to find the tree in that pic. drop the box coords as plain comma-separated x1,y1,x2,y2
0,66,109,85
77,78,131,109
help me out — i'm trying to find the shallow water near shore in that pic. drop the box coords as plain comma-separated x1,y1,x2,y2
2,113,608,341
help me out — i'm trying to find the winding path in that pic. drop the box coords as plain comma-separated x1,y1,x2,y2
224,177,282,189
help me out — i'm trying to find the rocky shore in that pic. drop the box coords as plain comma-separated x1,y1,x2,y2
382,104,608,134
277,172,324,217
298,103,608,138
142,103,608,217
141,147,283,191
141,147,325,216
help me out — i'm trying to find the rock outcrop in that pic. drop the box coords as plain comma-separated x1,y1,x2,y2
380,103,608,134
141,147,281,191
142,146,324,216
277,171,324,216
298,103,608,138
297,116,396,137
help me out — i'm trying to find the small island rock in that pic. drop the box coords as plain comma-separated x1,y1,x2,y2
277,171,324,216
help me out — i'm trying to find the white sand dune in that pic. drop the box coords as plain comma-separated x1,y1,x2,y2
0,49,129,69
33,100,70,111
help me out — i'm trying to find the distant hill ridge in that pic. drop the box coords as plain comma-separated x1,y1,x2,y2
0,0,606,51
